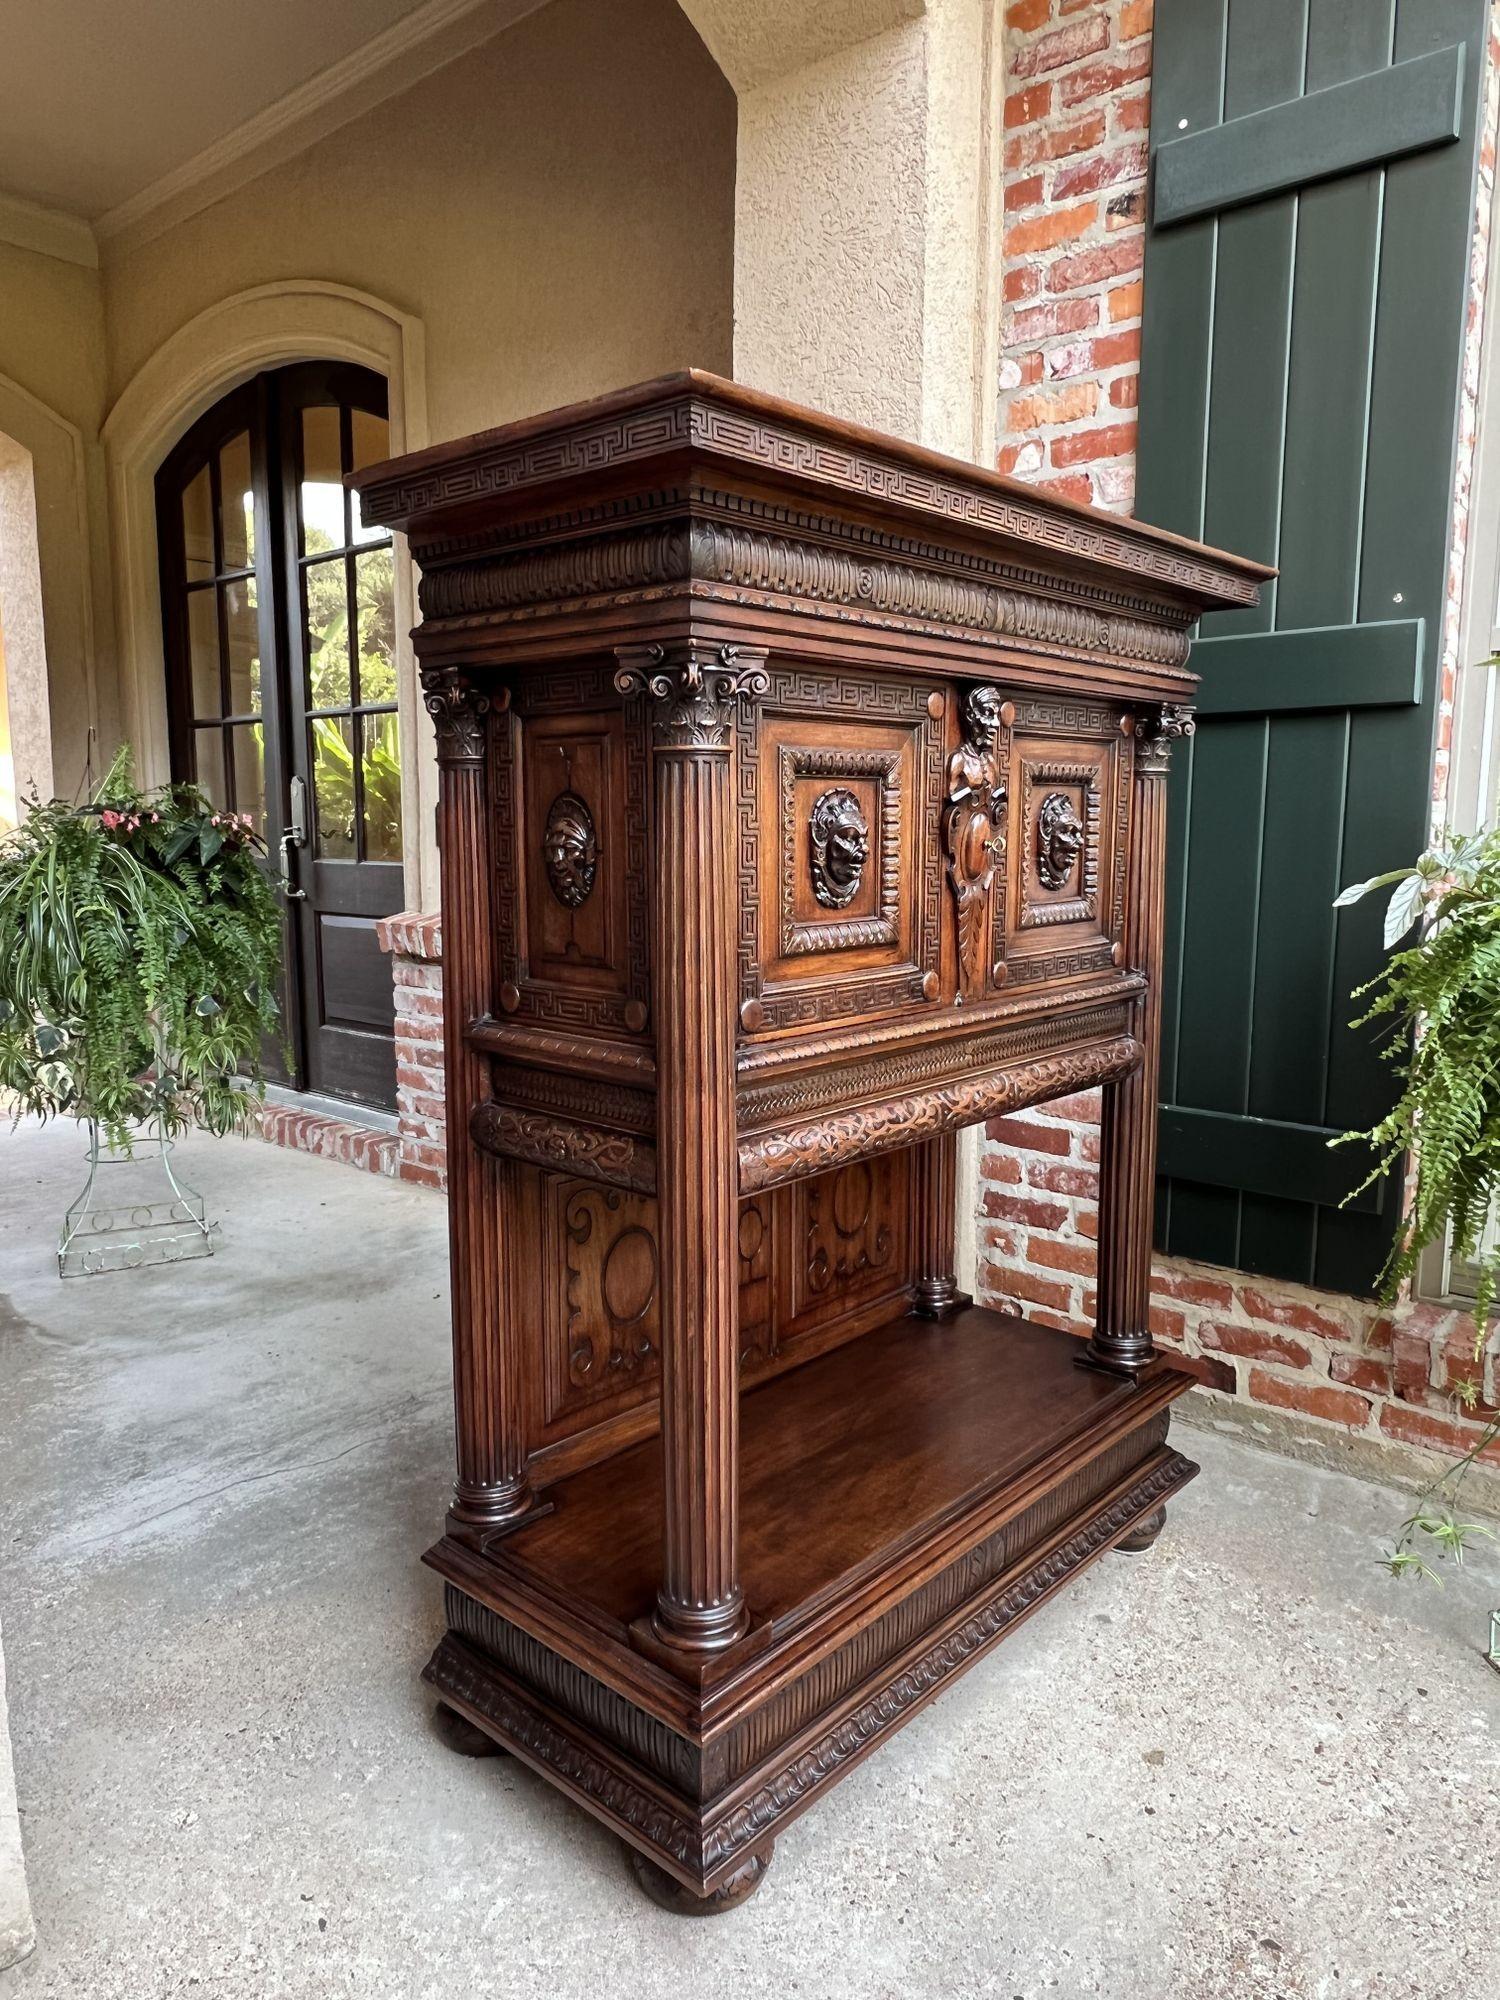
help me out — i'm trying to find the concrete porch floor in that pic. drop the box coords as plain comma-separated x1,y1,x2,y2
1,1118,1497,1999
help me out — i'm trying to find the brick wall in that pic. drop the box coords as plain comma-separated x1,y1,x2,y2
378,912,450,1189
983,0,1500,1477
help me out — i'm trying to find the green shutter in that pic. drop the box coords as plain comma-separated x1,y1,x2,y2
1136,0,1488,1293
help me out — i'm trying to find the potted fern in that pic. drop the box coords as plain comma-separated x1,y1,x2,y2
1335,828,1500,1585
0,749,283,1272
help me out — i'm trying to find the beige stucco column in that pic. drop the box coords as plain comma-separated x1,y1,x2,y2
0,1621,34,1971
678,0,1003,1287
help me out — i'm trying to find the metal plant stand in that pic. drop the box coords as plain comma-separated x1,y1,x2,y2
57,1121,216,1277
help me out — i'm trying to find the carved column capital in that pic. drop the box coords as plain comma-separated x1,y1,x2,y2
614,641,769,751
1133,703,1195,776
423,665,502,766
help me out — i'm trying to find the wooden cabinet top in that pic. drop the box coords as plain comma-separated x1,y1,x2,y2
352,369,1270,627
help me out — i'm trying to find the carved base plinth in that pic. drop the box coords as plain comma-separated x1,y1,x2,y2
1076,1335,1157,1381
420,1377,1198,1908
627,1841,773,1916
911,1281,973,1321
432,1702,510,1758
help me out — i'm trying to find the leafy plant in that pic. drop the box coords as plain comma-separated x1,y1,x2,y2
1334,827,1500,1579
0,747,283,1149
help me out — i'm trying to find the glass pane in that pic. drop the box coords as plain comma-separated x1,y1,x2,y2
223,577,261,716
187,588,220,719
219,431,254,571
353,547,396,704
360,711,402,862
350,408,390,543
193,726,226,808
300,404,344,556
228,722,266,836
303,556,352,709
312,713,357,859
181,465,214,581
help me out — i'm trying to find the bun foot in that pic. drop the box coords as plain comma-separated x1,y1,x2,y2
626,1841,773,1915
432,1703,509,1758
1115,1505,1167,1554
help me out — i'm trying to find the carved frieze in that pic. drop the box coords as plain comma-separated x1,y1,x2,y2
470,1100,657,1194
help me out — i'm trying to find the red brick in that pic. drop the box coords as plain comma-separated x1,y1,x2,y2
997,438,1043,477
980,1222,1025,1261
399,1161,445,1190
1010,294,1100,343
1005,82,1053,129
1392,1326,1435,1398
1364,1316,1396,1353
1121,0,1154,39
1199,1320,1314,1370
980,1147,1025,1181
1051,141,1150,201
1005,171,1047,214
1010,379,1100,429
1038,471,1095,505
1076,1206,1099,1239
1005,111,1106,172
1378,1402,1500,1464
1048,236,1144,293
1041,1089,1101,1121
995,1266,1076,1312
1050,420,1137,468
1060,45,1154,109
1150,1303,1187,1342
1153,1267,1235,1311
1026,1159,1098,1198
1013,15,1109,77
987,1115,1073,1156
1107,280,1143,325
1240,1285,1355,1346
1114,88,1152,133
1247,1369,1373,1430
983,1190,1070,1230
1331,1353,1394,1397
1110,375,1139,409
1005,0,1052,27
1004,263,1042,303
1030,1235,1097,1277
1106,188,1146,231
1006,200,1098,256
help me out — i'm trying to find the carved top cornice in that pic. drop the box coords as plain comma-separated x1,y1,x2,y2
421,664,499,766
351,371,1271,619
614,641,769,752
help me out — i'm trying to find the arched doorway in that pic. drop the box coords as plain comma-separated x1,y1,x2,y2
155,361,401,1109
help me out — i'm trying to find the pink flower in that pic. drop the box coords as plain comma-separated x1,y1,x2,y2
100,810,119,830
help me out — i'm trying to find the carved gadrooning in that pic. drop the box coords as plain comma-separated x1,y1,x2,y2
808,788,869,910
543,790,598,908
944,685,1009,994
1036,790,1085,893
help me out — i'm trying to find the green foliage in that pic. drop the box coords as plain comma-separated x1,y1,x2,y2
1334,826,1500,1326
0,746,283,1148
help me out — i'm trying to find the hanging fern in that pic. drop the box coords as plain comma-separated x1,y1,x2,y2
0,746,283,1149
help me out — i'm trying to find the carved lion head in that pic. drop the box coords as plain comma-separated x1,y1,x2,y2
1036,790,1084,892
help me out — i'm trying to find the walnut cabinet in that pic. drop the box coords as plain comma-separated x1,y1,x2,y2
353,374,1268,1914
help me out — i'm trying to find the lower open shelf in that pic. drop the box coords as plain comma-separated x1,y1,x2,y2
489,1305,1183,1638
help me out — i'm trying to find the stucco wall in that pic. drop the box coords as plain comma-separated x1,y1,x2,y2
100,0,737,438
0,240,115,805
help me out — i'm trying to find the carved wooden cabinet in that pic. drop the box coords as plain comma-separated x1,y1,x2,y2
353,375,1267,1914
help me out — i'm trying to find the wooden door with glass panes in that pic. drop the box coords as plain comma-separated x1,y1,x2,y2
156,362,402,1109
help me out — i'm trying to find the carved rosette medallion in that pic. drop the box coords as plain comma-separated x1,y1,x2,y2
944,685,1009,994
1036,790,1085,892
614,640,769,751
808,788,869,909
543,790,598,908
1134,703,1196,776
421,664,495,766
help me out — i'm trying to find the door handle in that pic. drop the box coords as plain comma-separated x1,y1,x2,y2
279,777,309,900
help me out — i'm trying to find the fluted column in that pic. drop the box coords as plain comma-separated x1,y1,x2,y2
615,640,767,1655
1084,705,1194,1377
910,1133,968,1319
424,665,534,1536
